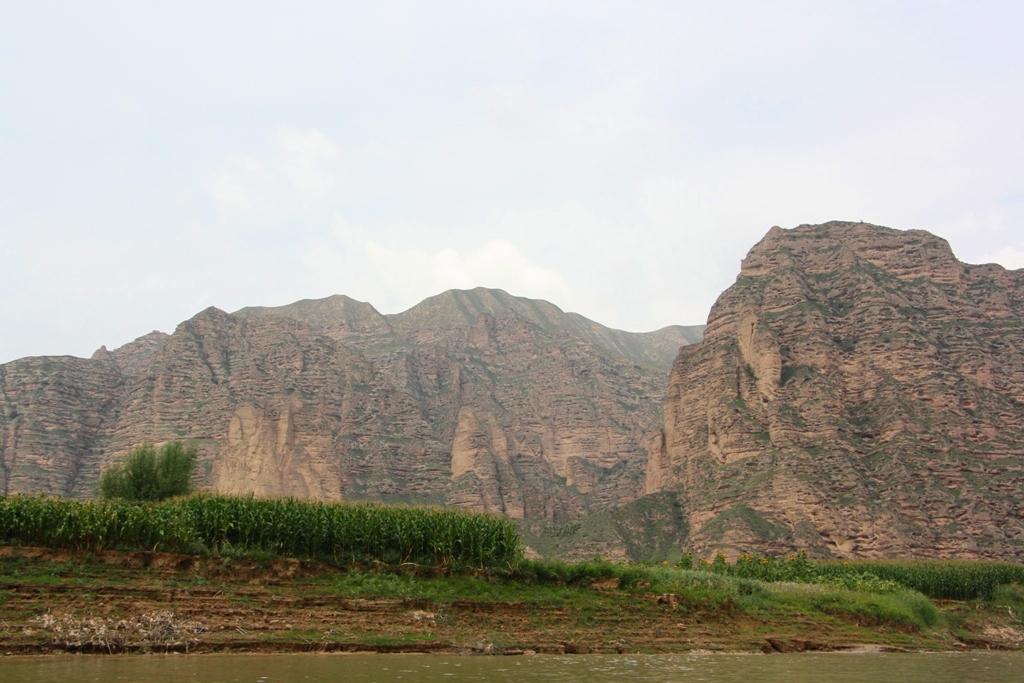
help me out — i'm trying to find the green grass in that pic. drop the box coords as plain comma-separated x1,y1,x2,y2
320,563,947,632
5,544,1016,639
322,570,581,604
505,558,655,588
700,505,787,542
658,570,939,631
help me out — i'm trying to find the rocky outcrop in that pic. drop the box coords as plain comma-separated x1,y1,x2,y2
91,331,169,376
0,289,700,528
232,288,703,517
0,356,124,497
649,222,1024,561
235,295,392,343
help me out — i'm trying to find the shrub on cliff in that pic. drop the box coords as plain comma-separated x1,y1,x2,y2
99,442,197,502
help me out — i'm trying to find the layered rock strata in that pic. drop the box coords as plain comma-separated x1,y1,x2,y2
648,222,1024,560
1,288,702,526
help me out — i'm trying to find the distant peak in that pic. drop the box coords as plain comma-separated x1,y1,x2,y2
231,294,388,339
388,287,567,333
742,221,962,286
233,293,378,315
201,305,228,315
90,345,113,361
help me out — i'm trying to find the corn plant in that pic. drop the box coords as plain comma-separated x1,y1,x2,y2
683,549,1024,600
0,494,522,569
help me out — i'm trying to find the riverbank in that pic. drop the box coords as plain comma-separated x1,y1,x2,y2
1,547,1022,656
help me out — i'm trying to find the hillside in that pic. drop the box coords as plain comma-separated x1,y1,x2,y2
0,289,701,529
5,223,1024,563
647,222,1024,560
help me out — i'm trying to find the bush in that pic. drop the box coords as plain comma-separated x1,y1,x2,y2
99,442,197,502
506,558,653,588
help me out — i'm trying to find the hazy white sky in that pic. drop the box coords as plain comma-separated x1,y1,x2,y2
2,1,1023,363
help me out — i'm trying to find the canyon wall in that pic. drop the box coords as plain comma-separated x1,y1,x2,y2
648,222,1024,560
0,288,702,527
6,222,1024,562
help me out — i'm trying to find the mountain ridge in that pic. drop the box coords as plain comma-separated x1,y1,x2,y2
234,287,705,369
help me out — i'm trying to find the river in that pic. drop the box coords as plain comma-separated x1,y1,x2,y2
2,651,1024,683
2,652,1023,683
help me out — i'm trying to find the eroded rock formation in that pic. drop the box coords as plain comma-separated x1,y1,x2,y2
0,288,701,526
648,222,1024,560
7,222,1023,562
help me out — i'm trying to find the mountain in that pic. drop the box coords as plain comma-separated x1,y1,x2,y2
0,288,703,528
236,288,703,368
647,222,1024,560
6,223,1023,563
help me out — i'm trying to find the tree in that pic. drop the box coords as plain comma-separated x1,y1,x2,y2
99,442,198,501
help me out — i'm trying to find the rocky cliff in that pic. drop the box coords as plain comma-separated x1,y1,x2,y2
648,222,1024,560
7,222,1023,563
0,288,703,528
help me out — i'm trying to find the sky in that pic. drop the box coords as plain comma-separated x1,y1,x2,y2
2,2,1023,364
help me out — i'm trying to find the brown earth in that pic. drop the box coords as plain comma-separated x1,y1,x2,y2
1,547,1018,657
648,222,1024,561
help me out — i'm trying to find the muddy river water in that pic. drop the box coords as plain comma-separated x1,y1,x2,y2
2,652,1023,683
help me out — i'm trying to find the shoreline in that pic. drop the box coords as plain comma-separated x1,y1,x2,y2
1,547,1022,657
0,642,975,658
0,644,984,658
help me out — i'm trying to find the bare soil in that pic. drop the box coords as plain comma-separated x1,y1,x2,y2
0,547,1020,657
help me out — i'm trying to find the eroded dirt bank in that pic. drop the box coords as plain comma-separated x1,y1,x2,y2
0,547,1020,656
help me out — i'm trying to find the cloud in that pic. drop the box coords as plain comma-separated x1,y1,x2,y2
274,127,339,197
365,238,573,313
204,127,342,220
206,153,269,214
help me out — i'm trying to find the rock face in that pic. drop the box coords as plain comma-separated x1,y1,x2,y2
8,222,1023,563
648,222,1024,561
0,356,125,498
0,288,703,526
91,331,169,376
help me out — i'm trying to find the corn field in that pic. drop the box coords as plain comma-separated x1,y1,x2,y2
0,494,522,569
705,551,1024,600
828,559,1024,601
